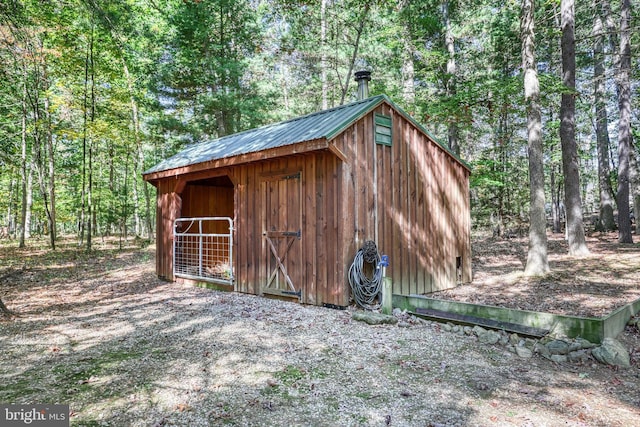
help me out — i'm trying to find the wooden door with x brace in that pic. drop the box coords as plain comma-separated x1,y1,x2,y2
261,171,304,301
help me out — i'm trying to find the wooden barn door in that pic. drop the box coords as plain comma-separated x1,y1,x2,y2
261,172,304,301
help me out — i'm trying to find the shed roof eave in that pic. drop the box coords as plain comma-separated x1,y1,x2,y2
143,96,385,176
144,178,159,187
142,138,330,182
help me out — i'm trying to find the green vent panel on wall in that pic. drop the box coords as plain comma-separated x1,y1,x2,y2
375,114,392,146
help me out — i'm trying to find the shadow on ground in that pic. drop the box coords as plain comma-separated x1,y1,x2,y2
1,237,639,426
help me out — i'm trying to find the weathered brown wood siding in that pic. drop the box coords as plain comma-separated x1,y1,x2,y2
233,153,348,306
152,151,350,306
181,183,234,231
175,183,235,267
334,104,471,294
150,100,470,304
155,178,182,280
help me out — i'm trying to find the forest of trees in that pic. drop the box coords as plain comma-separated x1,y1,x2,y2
0,0,638,258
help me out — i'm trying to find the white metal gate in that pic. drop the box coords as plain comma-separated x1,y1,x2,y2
173,217,234,285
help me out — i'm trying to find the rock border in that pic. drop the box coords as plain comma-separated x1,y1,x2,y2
352,308,637,369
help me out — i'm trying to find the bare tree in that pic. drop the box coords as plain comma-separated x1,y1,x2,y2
521,0,549,276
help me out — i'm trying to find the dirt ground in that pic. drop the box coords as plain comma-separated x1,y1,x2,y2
1,234,639,426
433,232,640,318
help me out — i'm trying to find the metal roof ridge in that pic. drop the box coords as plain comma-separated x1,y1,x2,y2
143,96,386,176
324,95,387,141
282,94,385,125
173,95,385,150
212,95,385,144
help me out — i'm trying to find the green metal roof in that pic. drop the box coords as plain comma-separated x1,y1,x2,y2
143,94,470,177
143,95,386,175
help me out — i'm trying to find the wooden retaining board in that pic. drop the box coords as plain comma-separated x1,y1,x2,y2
415,307,549,337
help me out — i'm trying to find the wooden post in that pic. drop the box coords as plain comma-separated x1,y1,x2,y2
380,255,392,315
381,276,393,315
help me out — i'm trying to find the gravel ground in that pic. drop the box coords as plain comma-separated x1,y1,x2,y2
1,241,640,426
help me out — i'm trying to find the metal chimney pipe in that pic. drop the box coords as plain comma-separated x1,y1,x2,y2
354,70,371,100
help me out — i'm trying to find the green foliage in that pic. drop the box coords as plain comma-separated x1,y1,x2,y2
470,159,508,189
0,0,637,241
158,0,274,141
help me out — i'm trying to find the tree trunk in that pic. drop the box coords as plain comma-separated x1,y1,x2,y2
593,1,616,232
87,126,93,250
398,1,416,107
442,0,459,155
401,36,415,106
141,150,154,239
86,21,96,251
320,0,328,109
19,79,28,248
33,135,55,250
26,51,55,250
25,157,33,240
496,106,508,236
602,0,619,96
521,0,549,276
214,109,227,137
631,149,640,235
550,161,562,234
281,61,290,113
339,4,370,105
559,0,588,255
6,179,16,238
44,77,56,247
616,0,633,243
79,31,90,246
121,57,142,237
120,153,131,246
132,167,141,237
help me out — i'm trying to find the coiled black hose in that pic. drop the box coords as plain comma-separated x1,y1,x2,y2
348,240,383,310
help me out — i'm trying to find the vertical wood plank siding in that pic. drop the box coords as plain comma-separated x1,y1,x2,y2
334,105,471,294
154,152,350,306
151,100,471,305
155,179,182,280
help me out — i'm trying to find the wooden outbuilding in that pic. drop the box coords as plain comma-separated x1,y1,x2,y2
143,92,471,307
